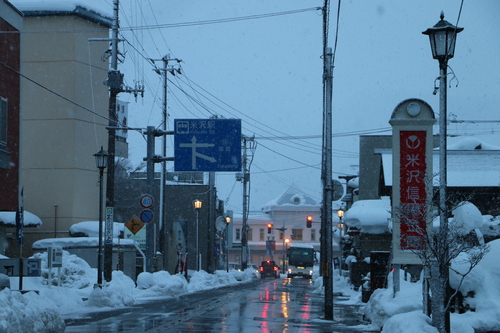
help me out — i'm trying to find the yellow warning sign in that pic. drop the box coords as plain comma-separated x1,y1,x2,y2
125,215,144,235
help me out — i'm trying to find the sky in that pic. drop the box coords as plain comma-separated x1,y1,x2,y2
11,0,500,214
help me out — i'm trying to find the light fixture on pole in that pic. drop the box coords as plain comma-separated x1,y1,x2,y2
423,12,462,333
284,238,290,272
94,146,109,287
193,199,202,271
337,209,345,269
225,214,231,272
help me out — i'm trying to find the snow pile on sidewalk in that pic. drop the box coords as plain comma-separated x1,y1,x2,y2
363,239,500,332
0,250,258,333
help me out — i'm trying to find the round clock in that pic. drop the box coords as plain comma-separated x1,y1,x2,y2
406,102,421,117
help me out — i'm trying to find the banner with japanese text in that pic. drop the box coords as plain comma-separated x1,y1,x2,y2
399,131,427,250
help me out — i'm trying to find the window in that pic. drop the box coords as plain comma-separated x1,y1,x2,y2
236,228,241,241
259,228,264,241
292,229,303,241
247,228,253,241
279,230,284,240
311,229,316,241
0,98,6,146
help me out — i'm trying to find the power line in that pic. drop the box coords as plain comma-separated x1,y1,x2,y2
0,60,111,122
121,7,321,31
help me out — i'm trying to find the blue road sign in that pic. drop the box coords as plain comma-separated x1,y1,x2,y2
140,209,154,224
174,119,242,172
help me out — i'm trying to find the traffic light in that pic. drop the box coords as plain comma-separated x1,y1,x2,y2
306,216,313,228
267,223,273,234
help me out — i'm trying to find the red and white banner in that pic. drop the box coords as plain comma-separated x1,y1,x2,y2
399,131,427,250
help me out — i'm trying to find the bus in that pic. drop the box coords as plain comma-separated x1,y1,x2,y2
287,243,315,279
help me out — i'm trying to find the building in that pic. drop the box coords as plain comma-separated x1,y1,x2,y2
228,186,322,269
0,0,22,213
8,3,113,257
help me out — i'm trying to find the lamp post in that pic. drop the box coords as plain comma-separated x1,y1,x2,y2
225,214,231,272
337,208,345,269
193,199,202,271
94,146,108,287
284,238,290,272
423,12,462,333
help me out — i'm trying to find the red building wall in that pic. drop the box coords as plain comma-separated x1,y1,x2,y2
0,17,20,211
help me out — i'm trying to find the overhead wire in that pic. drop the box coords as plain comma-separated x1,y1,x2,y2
121,7,321,31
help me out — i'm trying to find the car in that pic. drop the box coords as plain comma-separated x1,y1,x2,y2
228,262,241,271
259,260,279,279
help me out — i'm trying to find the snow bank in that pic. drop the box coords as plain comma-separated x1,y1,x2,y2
0,289,65,333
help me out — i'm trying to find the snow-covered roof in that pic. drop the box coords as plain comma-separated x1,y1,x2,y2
69,221,124,238
343,197,392,234
32,237,135,249
261,185,320,212
0,210,42,226
10,0,112,26
381,138,500,187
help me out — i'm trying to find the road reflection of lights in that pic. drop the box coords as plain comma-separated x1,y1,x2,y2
281,292,289,319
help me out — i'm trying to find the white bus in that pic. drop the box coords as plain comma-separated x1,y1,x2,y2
287,243,315,279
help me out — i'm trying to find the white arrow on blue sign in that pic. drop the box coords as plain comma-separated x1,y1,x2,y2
174,119,242,172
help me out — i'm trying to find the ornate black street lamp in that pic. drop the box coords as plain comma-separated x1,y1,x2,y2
94,146,109,287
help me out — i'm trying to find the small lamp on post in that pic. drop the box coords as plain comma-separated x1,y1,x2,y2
423,13,462,333
225,214,231,272
94,146,108,287
284,238,290,272
337,209,345,268
193,199,202,271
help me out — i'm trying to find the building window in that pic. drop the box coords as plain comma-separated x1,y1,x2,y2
259,228,264,241
279,230,284,240
0,98,6,147
292,229,303,241
236,228,241,241
311,229,316,241
247,228,253,241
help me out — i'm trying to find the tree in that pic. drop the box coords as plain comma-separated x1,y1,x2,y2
397,196,489,333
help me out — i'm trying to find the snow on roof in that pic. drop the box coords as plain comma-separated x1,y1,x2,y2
289,243,314,249
10,0,112,25
381,138,500,187
0,210,42,226
261,185,320,212
69,221,124,238
344,197,391,234
32,237,135,249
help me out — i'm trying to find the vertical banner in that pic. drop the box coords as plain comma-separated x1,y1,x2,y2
105,207,114,244
16,188,24,245
399,131,427,250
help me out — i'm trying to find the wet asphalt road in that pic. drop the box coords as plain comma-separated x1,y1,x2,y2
64,277,380,332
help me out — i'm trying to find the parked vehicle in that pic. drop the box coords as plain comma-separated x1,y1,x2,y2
228,262,241,271
259,260,279,279
287,244,314,279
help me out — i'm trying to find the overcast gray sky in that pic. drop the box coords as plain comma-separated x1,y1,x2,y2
59,0,500,212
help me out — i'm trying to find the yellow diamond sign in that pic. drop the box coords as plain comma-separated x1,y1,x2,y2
125,215,144,235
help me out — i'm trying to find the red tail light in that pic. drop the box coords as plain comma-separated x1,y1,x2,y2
260,267,264,272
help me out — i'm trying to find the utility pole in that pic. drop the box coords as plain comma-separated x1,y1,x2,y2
143,126,174,272
322,47,334,320
103,0,144,282
321,0,334,320
150,55,181,270
240,135,254,270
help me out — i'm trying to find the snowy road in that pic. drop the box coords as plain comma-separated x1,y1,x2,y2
64,277,379,332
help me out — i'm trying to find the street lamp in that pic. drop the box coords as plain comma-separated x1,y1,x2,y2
94,146,108,287
193,199,202,271
225,214,231,272
284,238,290,272
423,12,462,333
337,208,345,268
